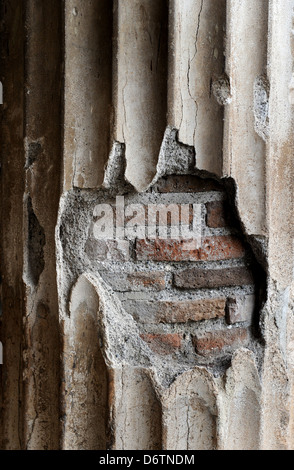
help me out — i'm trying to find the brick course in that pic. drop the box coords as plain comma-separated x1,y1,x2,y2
153,175,223,193
123,298,226,324
101,271,166,292
192,328,249,356
85,175,259,364
136,236,245,262
174,266,254,289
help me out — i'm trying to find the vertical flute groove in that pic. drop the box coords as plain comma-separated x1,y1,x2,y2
114,0,168,192
224,0,268,236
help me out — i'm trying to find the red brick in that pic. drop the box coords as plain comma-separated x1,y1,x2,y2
124,299,226,324
206,200,232,228
135,236,245,262
192,328,249,356
153,175,223,193
200,236,245,260
174,266,254,289
140,333,183,355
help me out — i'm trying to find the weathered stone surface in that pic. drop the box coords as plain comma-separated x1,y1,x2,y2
168,0,226,175
63,0,112,190
162,368,218,450
222,349,262,450
17,0,62,450
64,276,108,450
224,0,268,236
114,0,168,191
112,368,162,450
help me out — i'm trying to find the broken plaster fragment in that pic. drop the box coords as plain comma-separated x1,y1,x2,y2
254,74,270,142
149,126,195,188
103,141,133,193
212,75,232,106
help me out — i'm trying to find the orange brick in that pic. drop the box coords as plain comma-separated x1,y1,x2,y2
135,236,245,262
192,328,249,356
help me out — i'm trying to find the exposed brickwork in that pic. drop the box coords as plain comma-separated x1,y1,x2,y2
192,328,249,356
153,175,223,193
87,174,259,368
63,175,261,375
174,266,254,289
140,333,183,356
136,236,245,262
123,298,226,324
